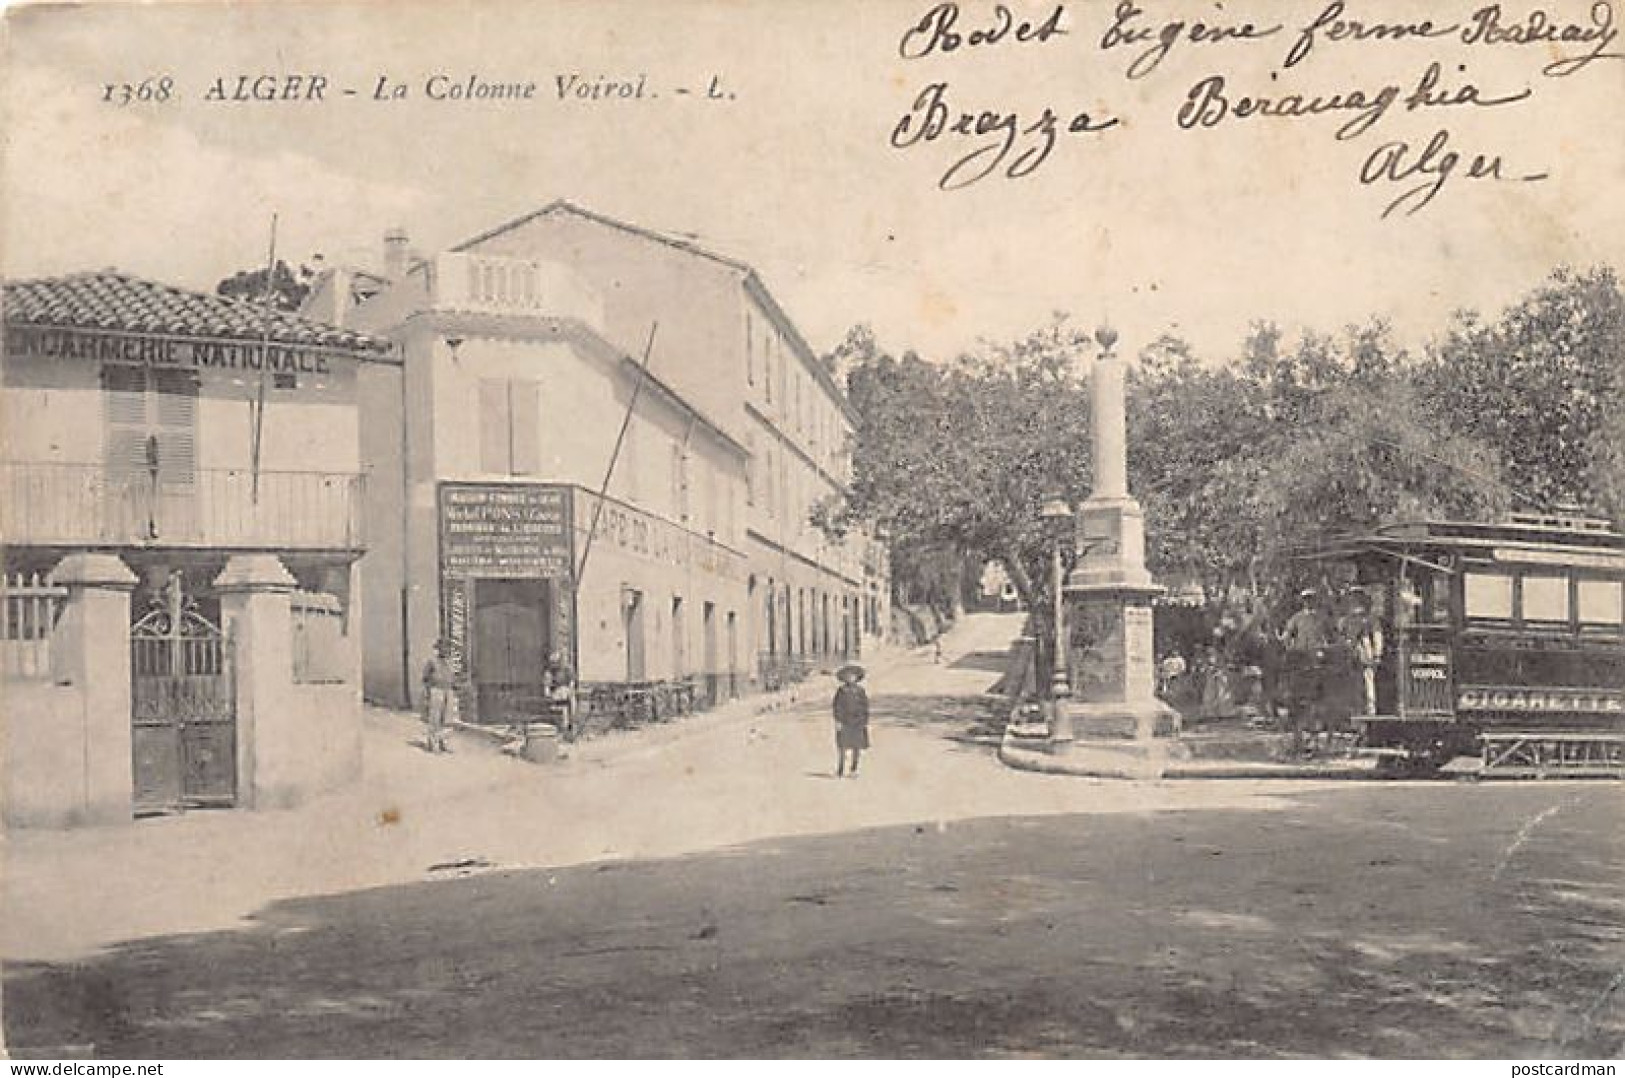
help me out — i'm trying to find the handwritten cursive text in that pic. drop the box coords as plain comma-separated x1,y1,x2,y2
889,81,1119,190
1359,128,1548,217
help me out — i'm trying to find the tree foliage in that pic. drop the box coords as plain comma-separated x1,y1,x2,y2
1131,320,1510,596
828,263,1622,632
1416,266,1625,519
823,317,1092,615
215,259,313,312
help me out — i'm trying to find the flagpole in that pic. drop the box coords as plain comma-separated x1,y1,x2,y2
249,213,278,504
576,322,658,585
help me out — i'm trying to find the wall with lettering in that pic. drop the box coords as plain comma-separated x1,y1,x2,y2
2,342,362,473
197,359,360,476
571,486,750,683
439,482,574,578
437,482,577,688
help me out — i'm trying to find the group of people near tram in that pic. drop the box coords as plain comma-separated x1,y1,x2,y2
1156,582,1389,747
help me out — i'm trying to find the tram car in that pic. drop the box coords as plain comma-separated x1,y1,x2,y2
1303,509,1625,777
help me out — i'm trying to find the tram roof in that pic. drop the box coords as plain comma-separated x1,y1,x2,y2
1371,514,1625,551
1302,513,1625,572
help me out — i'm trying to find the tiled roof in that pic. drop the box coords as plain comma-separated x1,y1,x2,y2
3,271,393,354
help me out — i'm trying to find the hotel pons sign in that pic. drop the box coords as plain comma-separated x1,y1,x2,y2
439,483,573,579
7,325,335,374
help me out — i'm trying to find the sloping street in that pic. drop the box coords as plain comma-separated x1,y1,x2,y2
5,614,1623,1057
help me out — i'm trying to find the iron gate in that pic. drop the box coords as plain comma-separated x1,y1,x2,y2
130,580,235,814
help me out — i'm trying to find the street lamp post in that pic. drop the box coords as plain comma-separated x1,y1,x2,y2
1040,495,1074,741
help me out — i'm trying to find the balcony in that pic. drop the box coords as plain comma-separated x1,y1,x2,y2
432,252,603,326
0,462,365,551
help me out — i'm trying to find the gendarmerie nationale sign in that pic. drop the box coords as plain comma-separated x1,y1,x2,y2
6,324,334,374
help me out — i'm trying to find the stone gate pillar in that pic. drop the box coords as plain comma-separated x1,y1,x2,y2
215,553,296,809
52,552,138,825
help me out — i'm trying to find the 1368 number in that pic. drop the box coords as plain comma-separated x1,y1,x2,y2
101,76,175,105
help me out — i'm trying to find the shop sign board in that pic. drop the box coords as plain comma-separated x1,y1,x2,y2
439,482,573,578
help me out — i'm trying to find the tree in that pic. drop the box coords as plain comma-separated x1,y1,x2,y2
1129,319,1511,597
1418,265,1625,519
1129,332,1275,595
1254,377,1509,579
215,259,313,311
823,317,1094,619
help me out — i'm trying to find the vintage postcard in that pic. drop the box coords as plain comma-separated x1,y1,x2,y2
1,0,1622,1062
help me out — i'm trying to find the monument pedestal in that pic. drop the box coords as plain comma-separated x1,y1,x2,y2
1047,492,1182,776
1001,327,1184,779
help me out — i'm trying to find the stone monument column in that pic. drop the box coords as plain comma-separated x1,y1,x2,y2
1053,327,1181,772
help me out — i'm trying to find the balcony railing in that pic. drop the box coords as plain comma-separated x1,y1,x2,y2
433,252,603,326
0,462,365,551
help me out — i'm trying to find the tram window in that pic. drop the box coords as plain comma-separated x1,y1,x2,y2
1464,572,1513,621
1578,579,1624,628
1521,575,1570,624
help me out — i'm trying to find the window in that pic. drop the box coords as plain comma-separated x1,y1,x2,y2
745,312,754,386
778,337,789,412
671,444,690,522
104,364,197,488
478,378,540,476
764,447,776,517
765,331,774,403
725,471,738,542
744,435,756,506
1522,575,1569,624
1579,579,1624,628
704,462,718,535
1464,573,1513,621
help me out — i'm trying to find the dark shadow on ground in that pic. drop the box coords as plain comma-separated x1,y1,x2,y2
6,785,1621,1059
869,693,1002,734
947,650,1013,674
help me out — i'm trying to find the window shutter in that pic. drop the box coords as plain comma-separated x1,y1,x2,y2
510,379,540,476
151,367,197,488
103,365,151,478
479,378,509,473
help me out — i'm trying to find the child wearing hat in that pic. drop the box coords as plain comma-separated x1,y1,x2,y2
833,665,870,777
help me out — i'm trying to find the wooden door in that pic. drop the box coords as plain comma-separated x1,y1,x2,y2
624,589,646,681
471,579,548,723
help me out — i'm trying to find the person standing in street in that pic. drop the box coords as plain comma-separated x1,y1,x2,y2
833,664,870,778
545,650,577,741
422,637,459,754
1350,597,1385,717
1280,589,1331,753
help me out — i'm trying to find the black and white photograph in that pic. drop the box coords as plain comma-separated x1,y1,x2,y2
0,0,1621,1063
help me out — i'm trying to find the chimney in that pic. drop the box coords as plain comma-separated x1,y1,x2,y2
383,227,409,280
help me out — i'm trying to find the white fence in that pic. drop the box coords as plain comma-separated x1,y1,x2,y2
1,572,67,680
